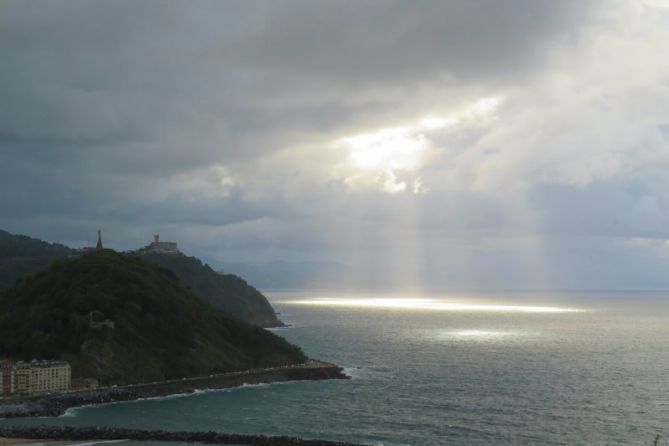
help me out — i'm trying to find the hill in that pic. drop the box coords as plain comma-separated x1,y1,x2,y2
135,252,282,327
0,229,77,289
0,229,284,327
0,250,306,385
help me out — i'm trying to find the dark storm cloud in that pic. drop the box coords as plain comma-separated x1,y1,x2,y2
0,0,592,161
0,0,596,197
4,0,668,289
241,1,590,84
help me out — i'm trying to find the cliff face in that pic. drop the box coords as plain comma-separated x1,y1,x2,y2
0,251,305,385
136,252,283,327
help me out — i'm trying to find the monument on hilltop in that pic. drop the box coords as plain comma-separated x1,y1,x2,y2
96,230,103,251
136,234,179,255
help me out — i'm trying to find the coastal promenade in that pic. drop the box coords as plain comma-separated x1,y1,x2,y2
0,360,348,418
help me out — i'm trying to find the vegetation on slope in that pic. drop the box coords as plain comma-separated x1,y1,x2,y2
136,252,282,327
0,229,283,328
0,229,76,289
0,250,305,385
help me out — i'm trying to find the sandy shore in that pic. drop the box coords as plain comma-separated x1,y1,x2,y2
0,425,364,445
0,439,124,446
0,440,55,445
0,441,83,446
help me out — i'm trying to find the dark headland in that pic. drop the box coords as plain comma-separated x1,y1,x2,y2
0,249,307,384
0,230,349,443
0,229,284,328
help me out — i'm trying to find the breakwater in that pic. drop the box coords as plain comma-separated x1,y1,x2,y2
0,361,347,418
0,425,365,445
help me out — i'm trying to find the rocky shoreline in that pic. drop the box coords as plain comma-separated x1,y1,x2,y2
0,425,365,445
0,361,348,418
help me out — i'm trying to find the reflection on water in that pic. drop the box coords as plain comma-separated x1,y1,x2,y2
281,297,584,313
6,291,667,446
446,329,520,338
419,329,537,344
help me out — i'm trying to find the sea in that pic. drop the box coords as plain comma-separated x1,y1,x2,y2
1,290,668,446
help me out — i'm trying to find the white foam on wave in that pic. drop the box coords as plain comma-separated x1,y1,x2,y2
58,380,303,416
365,440,413,446
266,324,297,331
238,382,271,389
61,406,81,417
57,392,198,417
343,366,362,379
343,366,382,380
69,440,127,446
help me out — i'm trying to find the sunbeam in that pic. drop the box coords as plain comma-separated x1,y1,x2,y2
281,297,584,313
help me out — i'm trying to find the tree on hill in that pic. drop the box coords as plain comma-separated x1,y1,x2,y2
136,251,283,327
0,229,77,290
0,229,284,329
0,250,305,385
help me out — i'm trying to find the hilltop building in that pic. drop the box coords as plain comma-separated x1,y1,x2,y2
136,234,180,255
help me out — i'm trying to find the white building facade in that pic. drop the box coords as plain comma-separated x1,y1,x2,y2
13,360,71,396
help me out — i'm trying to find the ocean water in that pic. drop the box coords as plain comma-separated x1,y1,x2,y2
2,291,669,446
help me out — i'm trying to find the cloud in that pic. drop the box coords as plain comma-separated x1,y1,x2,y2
2,0,669,288
331,97,501,193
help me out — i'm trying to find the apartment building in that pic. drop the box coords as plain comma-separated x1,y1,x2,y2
13,360,71,396
0,359,14,396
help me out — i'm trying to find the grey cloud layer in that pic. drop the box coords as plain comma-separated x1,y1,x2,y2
2,0,668,289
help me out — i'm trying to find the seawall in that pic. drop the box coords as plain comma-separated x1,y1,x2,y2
0,361,348,418
0,425,365,446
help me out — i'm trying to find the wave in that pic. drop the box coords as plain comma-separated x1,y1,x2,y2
61,406,81,417
266,324,297,331
343,366,368,379
69,440,127,446
58,380,304,417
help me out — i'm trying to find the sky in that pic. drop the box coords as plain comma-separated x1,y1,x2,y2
1,0,669,290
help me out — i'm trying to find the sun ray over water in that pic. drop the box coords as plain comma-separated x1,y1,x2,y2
280,297,585,313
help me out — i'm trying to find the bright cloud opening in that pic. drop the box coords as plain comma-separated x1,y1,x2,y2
335,97,502,194
344,127,427,172
643,0,669,8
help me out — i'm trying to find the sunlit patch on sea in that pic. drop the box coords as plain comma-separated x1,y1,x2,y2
2,291,668,446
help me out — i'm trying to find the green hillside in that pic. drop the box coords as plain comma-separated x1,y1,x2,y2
0,250,306,385
0,229,284,328
0,229,77,289
137,252,282,327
